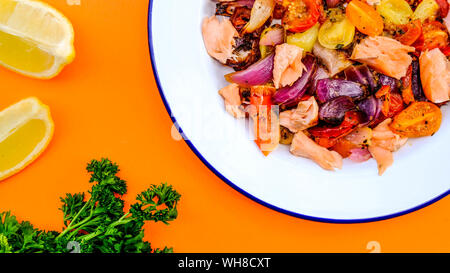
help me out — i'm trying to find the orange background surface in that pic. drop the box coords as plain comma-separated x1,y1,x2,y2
0,0,449,253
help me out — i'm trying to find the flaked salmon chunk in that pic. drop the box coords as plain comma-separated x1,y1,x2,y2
218,83,245,118
202,16,239,64
273,43,306,89
368,118,408,175
290,131,343,171
351,36,415,80
279,97,319,133
419,48,450,103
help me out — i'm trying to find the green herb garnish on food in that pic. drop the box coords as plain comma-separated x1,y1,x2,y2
0,158,181,253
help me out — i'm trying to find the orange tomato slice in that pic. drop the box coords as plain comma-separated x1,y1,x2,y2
390,101,442,137
346,0,384,36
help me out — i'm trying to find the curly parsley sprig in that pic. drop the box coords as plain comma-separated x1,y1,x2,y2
0,158,181,253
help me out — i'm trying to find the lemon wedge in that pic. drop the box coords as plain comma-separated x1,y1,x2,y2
0,97,54,181
0,0,75,79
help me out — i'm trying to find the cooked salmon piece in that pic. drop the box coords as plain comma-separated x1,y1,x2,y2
368,118,408,175
351,36,415,80
444,0,450,33
419,48,450,103
279,96,319,132
273,43,306,89
313,42,353,76
202,16,239,64
290,131,343,171
218,83,245,118
368,146,393,176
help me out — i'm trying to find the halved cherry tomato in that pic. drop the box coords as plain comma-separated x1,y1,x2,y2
281,0,321,33
401,65,415,105
395,19,422,46
387,92,405,118
308,111,361,148
376,0,413,25
375,85,392,116
372,87,405,125
318,11,355,49
346,0,384,36
250,86,279,156
414,21,449,52
390,101,442,137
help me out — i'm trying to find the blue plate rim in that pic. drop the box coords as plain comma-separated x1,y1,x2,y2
146,0,449,224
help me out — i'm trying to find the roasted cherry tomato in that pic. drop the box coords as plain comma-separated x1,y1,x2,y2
377,0,413,25
346,0,384,36
401,65,415,105
395,19,422,46
414,21,449,52
413,0,440,22
308,111,361,148
390,101,442,137
318,11,355,49
250,86,279,156
280,0,321,33
375,85,392,116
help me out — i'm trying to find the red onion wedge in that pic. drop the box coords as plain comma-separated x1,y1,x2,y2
344,65,376,90
310,66,329,95
316,79,365,103
224,53,274,87
411,60,427,101
378,74,399,93
272,55,317,108
357,96,382,126
259,24,285,46
319,96,356,124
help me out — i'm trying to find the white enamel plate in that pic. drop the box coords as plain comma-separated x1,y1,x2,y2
148,0,450,222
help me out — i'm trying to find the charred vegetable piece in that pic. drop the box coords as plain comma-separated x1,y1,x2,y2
281,0,321,33
280,126,294,144
225,53,274,86
244,0,275,33
250,85,280,155
215,0,255,17
309,111,362,148
312,42,353,76
316,78,365,103
346,0,384,37
319,96,356,124
228,32,262,71
273,54,317,108
395,19,422,46
390,101,442,137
